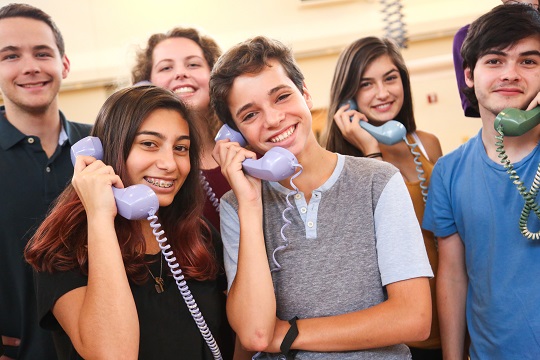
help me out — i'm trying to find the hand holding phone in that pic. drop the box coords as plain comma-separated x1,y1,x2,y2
215,124,298,181
342,99,406,145
71,137,159,220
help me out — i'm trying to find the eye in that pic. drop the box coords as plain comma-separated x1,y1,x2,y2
359,81,371,89
140,140,157,148
386,75,399,82
522,59,538,66
242,112,257,122
158,65,172,72
36,52,52,58
187,62,202,68
1,53,18,61
276,93,291,102
485,58,501,65
174,144,189,153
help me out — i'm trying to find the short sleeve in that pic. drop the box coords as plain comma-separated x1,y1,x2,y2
35,270,87,330
422,161,458,238
219,200,241,291
374,173,434,286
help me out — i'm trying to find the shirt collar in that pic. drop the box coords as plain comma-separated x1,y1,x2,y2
0,106,68,150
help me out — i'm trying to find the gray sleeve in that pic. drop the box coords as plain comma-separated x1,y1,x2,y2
219,199,240,291
374,173,434,286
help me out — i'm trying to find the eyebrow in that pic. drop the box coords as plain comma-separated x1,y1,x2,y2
361,68,399,81
135,130,190,141
0,44,55,53
234,84,292,118
483,49,540,57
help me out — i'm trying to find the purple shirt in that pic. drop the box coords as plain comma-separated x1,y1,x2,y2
452,24,480,118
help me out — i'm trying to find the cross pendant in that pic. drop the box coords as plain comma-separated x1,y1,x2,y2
154,277,165,293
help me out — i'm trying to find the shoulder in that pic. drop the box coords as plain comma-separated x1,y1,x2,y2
415,130,443,162
342,155,399,190
64,119,92,143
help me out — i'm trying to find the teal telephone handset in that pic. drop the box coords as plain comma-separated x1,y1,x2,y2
343,99,406,145
494,107,540,136
342,99,430,203
71,137,223,359
494,107,540,240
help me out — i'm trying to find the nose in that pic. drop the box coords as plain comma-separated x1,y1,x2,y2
174,65,189,80
264,106,285,128
22,57,40,75
156,149,176,172
376,84,390,99
501,63,521,82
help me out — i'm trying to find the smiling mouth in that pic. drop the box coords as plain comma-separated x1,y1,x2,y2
373,102,393,110
174,87,195,94
144,177,174,188
270,125,296,143
20,82,47,88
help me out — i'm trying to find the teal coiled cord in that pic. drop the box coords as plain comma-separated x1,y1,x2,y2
495,126,540,240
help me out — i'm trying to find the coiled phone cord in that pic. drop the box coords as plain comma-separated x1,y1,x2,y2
148,213,223,360
495,127,540,240
403,135,437,249
404,136,429,204
271,164,304,272
380,0,408,48
200,171,220,213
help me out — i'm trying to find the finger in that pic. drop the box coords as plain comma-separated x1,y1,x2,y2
73,155,98,172
526,97,540,111
1,335,20,347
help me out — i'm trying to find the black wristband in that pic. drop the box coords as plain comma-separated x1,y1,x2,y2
280,316,299,359
365,152,383,159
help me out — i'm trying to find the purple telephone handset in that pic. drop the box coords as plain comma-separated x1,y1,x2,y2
71,136,159,220
215,124,298,181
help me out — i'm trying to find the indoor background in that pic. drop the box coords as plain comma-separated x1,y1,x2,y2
0,0,500,154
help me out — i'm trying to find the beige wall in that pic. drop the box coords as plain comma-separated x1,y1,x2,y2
1,0,501,153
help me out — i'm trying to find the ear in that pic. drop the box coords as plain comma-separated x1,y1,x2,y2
61,55,70,79
302,82,314,110
464,67,474,88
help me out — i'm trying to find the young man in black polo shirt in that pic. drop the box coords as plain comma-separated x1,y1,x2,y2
0,4,91,359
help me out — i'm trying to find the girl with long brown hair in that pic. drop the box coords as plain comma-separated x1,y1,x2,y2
25,85,233,359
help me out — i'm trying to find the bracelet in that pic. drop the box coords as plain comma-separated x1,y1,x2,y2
280,316,299,359
365,152,383,159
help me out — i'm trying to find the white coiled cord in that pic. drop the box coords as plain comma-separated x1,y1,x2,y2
147,213,223,360
271,164,304,272
200,171,220,213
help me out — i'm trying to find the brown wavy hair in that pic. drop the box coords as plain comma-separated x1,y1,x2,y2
323,37,416,157
25,85,218,283
131,26,222,139
210,36,305,132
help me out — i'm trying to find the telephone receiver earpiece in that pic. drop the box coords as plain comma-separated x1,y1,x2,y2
215,124,298,181
70,136,159,220
341,99,406,145
494,107,540,136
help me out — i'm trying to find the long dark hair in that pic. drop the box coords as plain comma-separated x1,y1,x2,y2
324,36,416,156
25,85,218,283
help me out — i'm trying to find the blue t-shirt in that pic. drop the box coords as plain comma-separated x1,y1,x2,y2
423,130,540,359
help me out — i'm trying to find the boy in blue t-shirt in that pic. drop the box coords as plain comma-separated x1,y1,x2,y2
424,4,540,359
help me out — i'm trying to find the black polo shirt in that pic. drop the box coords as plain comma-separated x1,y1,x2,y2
0,107,91,360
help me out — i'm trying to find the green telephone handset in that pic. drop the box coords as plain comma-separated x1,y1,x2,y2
494,107,540,240
494,107,540,136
